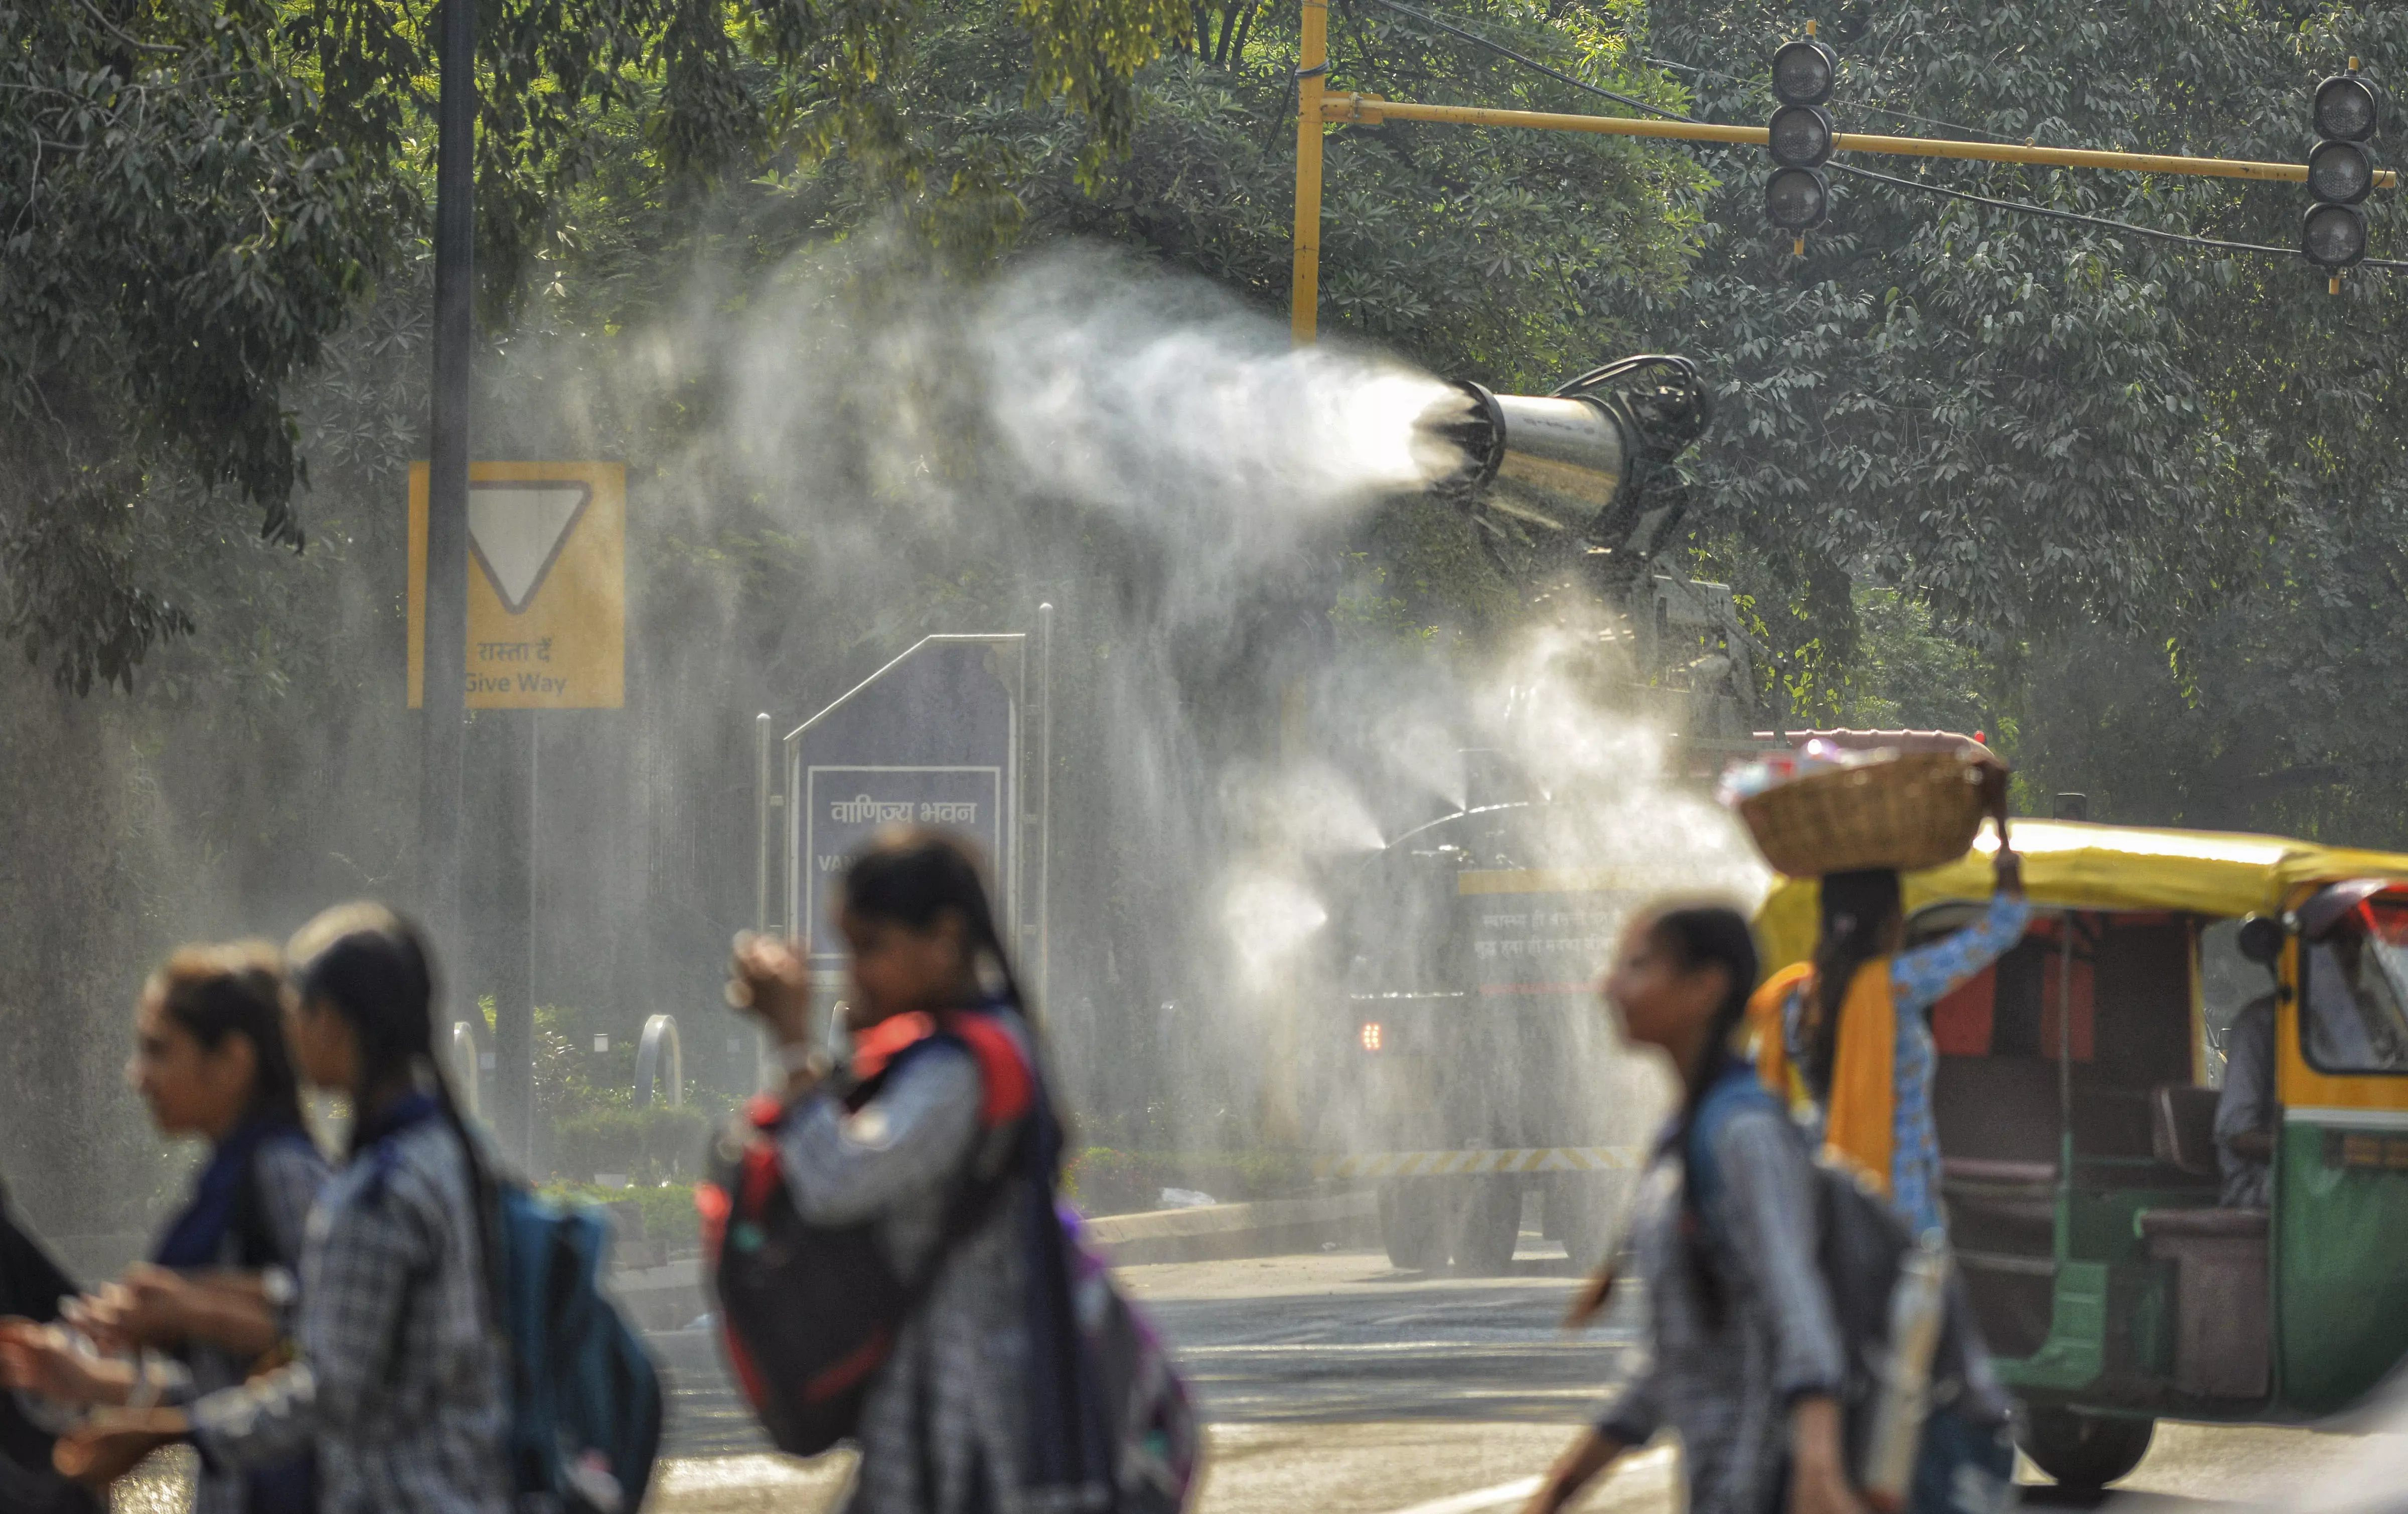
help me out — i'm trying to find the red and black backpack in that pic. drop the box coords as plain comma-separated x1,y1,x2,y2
696,1010,1032,1457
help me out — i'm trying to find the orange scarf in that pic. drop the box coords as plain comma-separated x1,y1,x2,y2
1744,958,1898,1195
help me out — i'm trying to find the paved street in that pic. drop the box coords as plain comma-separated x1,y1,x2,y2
639,1239,2407,1514
109,1237,2408,1514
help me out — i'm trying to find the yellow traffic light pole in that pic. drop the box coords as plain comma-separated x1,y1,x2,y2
1290,0,1330,343
1287,38,2397,338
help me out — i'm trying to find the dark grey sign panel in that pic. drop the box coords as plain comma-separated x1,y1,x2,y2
787,636,1023,965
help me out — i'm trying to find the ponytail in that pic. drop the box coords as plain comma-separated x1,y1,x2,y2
285,904,479,1176
1807,868,1902,1100
286,902,496,1290
1646,904,1761,1131
1644,903,1761,1329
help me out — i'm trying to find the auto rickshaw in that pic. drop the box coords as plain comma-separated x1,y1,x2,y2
1755,818,2408,1487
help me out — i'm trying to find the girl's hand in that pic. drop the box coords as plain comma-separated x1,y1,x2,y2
727,933,814,1046
1994,847,2025,900
1786,1397,1869,1514
0,1319,133,1405
79,1266,195,1350
54,1407,187,1491
1519,1427,1624,1514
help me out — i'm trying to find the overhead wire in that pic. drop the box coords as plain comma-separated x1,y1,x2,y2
1348,0,2402,274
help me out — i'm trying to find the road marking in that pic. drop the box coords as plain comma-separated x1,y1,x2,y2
1175,1340,1616,1354
1371,1448,1676,1514
1376,1474,1545,1514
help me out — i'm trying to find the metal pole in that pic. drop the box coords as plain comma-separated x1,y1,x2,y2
755,713,774,936
1036,603,1055,1011
1289,0,1328,343
2056,911,2075,1262
419,0,475,1004
1316,93,2396,188
523,710,538,1166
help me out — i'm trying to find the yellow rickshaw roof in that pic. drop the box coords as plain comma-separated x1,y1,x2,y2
1753,817,2408,976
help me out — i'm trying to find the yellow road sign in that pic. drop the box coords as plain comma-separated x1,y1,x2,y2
408,462,625,709
1309,1145,1640,1178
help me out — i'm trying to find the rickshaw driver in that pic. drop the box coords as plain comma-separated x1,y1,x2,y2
2299,881,2408,1070
2214,992,2275,1208
2221,883,2408,1209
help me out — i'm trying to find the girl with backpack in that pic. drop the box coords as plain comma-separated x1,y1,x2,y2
1522,904,2014,1514
723,827,1128,1514
46,904,512,1513
0,941,328,1514
1745,847,2028,1237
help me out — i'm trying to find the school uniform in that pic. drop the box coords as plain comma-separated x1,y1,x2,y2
777,1007,1109,1514
189,1099,509,1514
147,1121,328,1514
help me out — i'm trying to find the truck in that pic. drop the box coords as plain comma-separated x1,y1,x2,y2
1309,354,1774,1272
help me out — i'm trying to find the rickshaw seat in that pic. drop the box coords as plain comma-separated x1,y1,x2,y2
2139,1205,2266,1240
1941,1156,2057,1187
2150,1084,2221,1177
2140,1204,2270,1399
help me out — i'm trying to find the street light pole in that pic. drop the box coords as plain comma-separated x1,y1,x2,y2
421,0,475,1047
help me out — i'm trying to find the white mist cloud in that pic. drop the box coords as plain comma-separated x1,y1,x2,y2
977,252,1463,545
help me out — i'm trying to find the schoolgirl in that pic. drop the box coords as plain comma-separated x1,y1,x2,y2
0,942,327,1513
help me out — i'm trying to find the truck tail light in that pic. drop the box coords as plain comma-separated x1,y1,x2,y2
1360,1021,1384,1051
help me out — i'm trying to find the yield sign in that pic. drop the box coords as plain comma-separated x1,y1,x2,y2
468,482,591,613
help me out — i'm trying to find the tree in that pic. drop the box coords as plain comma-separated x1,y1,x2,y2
1578,0,2408,839
0,0,1194,692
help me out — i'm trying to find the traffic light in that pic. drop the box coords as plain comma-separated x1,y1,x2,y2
2304,60,2381,286
1766,30,1839,251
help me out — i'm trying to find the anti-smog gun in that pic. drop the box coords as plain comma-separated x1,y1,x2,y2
1420,354,1764,745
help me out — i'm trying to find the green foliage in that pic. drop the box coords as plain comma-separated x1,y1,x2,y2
0,0,403,691
1,0,1197,691
540,1179,703,1247
1826,588,1998,739
553,1105,716,1181
1579,0,2408,841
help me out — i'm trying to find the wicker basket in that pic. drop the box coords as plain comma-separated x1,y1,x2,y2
1736,748,2001,877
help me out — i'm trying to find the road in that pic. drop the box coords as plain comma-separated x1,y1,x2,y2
641,1238,2407,1514
108,1235,2407,1514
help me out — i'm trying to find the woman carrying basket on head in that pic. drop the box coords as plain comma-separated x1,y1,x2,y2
1745,832,2028,1239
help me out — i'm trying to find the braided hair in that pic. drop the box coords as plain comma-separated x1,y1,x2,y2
1806,868,1902,1100
284,904,477,1163
1646,904,1761,1329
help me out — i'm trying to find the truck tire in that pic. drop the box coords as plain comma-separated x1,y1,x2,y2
1379,1181,1447,1270
2016,1408,2154,1489
1449,1178,1521,1275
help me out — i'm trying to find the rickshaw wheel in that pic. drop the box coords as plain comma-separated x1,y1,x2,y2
2017,1407,2155,1489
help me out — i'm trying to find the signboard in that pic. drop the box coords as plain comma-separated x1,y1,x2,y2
408,461,625,708
1456,870,1649,1001
789,637,1024,965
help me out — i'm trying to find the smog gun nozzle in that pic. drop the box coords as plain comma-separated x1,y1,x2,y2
1419,355,1713,584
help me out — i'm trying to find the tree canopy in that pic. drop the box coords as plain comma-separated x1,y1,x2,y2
12,0,2408,838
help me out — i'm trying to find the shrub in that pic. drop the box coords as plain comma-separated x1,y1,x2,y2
551,1105,714,1184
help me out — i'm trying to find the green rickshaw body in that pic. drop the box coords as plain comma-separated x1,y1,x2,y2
1755,820,2408,1450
